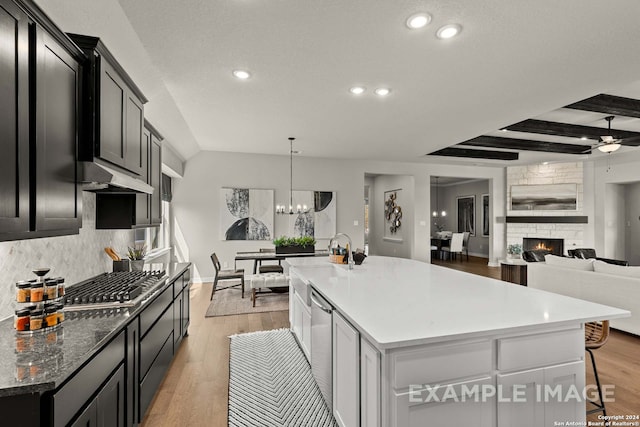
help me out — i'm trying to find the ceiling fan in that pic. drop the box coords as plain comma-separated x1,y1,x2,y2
584,116,640,153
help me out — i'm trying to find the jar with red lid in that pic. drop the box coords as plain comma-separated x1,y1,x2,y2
14,309,30,332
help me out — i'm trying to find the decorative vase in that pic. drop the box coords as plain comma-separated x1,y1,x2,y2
130,260,144,271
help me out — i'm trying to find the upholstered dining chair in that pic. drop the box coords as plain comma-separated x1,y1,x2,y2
210,252,245,300
462,232,470,261
585,320,610,416
441,233,464,261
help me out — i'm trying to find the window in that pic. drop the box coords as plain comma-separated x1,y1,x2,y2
133,174,173,256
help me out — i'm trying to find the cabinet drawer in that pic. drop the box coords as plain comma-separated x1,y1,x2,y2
498,328,582,372
53,332,125,427
141,304,174,378
391,340,492,390
140,332,174,418
140,282,173,336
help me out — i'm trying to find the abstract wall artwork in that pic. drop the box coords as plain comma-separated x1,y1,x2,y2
457,195,475,236
220,188,274,240
482,194,490,236
383,189,403,241
287,191,337,239
510,183,577,211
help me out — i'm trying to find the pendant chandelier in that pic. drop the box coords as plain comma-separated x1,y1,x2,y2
432,176,447,218
276,137,309,215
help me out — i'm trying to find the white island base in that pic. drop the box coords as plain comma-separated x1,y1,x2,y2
287,256,629,427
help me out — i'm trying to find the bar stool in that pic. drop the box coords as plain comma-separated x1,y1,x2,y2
585,320,609,416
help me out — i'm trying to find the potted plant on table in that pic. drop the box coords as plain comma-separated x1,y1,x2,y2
273,236,316,255
127,244,147,271
507,243,523,260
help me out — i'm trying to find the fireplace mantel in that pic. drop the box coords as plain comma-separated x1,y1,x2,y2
505,216,588,224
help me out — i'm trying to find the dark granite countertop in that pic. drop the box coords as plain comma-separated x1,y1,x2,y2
0,262,190,398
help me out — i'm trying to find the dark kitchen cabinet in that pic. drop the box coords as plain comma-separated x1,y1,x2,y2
34,27,82,232
135,128,151,225
68,34,148,176
69,365,125,427
0,0,83,242
149,132,162,225
0,0,30,235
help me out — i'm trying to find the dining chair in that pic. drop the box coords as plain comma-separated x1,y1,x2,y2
462,232,470,261
210,252,245,300
258,248,283,273
441,233,464,261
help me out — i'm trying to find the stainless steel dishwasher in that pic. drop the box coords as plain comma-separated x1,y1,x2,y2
310,289,333,411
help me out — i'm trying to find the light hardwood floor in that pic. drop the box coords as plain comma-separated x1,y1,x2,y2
143,259,639,426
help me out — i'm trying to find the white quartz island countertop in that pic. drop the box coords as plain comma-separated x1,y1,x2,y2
287,256,630,350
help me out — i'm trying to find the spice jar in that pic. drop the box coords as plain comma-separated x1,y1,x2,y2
16,281,31,303
30,282,44,303
30,309,44,331
56,303,65,324
45,305,58,327
45,278,58,300
14,309,30,332
56,277,65,297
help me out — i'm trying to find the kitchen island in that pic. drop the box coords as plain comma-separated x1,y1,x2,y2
287,256,629,427
0,262,191,427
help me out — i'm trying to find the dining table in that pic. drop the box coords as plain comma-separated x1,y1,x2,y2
235,249,330,273
430,237,451,260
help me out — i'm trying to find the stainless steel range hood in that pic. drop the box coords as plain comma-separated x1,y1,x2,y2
80,161,153,194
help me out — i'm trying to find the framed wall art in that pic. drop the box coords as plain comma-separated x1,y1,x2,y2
383,189,403,242
220,188,274,240
457,195,475,236
510,183,577,211
287,190,337,239
481,194,490,237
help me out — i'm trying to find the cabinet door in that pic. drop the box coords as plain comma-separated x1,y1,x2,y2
124,93,144,176
300,303,311,359
0,1,30,235
291,290,303,344
361,337,380,427
34,28,81,232
70,399,98,427
135,127,151,225
96,364,126,427
332,311,359,427
497,368,545,427
182,282,190,336
99,59,126,168
544,361,585,426
174,288,183,346
149,135,162,225
126,319,140,426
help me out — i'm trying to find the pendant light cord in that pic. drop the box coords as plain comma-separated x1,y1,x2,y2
289,137,294,212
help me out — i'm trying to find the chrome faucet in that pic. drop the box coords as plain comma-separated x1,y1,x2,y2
329,233,354,270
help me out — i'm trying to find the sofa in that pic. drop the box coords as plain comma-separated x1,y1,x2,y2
527,255,639,336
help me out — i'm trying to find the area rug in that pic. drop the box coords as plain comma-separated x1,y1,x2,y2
205,288,289,317
228,329,337,427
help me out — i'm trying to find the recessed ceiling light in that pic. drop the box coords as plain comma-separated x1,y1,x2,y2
542,162,549,165
233,70,251,79
580,137,588,140
350,86,366,95
374,88,391,96
500,128,508,132
436,24,462,39
406,13,431,29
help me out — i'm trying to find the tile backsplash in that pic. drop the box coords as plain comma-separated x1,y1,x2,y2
0,192,133,319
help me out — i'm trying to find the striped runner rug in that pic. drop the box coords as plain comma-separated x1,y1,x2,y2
229,328,337,427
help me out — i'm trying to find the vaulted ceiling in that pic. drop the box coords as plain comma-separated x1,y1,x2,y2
36,0,640,165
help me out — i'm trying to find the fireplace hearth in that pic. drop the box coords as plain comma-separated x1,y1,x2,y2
523,238,564,256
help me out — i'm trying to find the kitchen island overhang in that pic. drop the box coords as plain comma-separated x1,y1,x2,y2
288,256,630,427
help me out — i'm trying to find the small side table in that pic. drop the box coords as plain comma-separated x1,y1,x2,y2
500,259,528,286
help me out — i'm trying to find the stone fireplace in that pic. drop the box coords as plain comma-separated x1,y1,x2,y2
523,238,564,256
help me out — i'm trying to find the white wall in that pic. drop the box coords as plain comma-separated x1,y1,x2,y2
173,151,507,282
625,182,640,266
605,184,626,260
369,175,414,259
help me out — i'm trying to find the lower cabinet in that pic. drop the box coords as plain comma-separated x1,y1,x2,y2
70,364,126,427
332,311,360,427
360,337,381,427
291,289,311,360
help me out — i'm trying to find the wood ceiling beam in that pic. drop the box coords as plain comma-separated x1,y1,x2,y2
505,119,640,140
565,94,640,119
459,136,589,155
428,147,519,161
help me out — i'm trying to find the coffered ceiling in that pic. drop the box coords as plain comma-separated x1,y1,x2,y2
36,0,640,165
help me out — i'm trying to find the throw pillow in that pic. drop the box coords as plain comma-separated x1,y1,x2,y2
593,260,640,278
544,254,594,271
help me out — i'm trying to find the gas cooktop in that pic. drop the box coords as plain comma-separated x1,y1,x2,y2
64,270,167,310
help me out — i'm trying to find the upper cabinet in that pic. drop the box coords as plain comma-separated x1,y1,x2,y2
149,123,163,226
0,0,83,242
68,34,148,177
